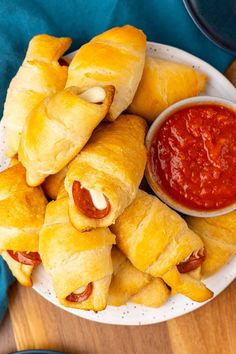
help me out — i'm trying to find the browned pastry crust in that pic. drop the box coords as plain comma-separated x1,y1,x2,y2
112,190,213,302
128,56,206,122
66,25,146,120
186,212,236,277
108,247,170,307
39,197,115,311
0,163,47,286
18,85,114,186
65,114,147,230
2,34,72,157
43,166,68,200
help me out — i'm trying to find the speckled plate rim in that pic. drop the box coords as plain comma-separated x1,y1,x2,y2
1,42,235,326
31,258,236,326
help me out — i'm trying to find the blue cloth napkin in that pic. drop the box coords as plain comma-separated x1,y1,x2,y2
0,0,233,321
0,257,15,321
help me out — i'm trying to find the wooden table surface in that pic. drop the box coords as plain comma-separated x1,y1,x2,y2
0,280,235,354
0,61,236,354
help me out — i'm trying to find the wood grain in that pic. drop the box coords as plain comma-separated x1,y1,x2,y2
8,284,172,354
1,280,234,354
0,309,16,354
225,59,236,86
168,280,236,354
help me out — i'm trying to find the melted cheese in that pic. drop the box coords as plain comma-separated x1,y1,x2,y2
79,87,106,103
89,189,107,210
73,285,87,294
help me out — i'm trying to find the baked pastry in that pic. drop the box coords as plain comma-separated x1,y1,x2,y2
65,114,147,231
18,85,115,186
108,247,170,307
39,197,115,311
112,190,213,302
2,34,72,157
43,166,68,200
162,266,212,302
128,56,207,122
0,163,47,286
66,25,146,120
186,212,236,277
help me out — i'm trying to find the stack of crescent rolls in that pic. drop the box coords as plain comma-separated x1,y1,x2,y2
1,24,233,312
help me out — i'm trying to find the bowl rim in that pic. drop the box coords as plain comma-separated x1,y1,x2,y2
183,0,236,55
145,95,236,217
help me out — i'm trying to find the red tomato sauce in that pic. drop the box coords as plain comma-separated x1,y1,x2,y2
148,104,236,210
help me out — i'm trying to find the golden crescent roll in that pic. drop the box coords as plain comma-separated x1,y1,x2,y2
2,34,72,157
128,56,207,122
39,197,115,311
43,166,68,200
1,251,34,287
162,266,212,302
108,247,170,307
186,212,236,278
18,85,115,186
0,163,47,286
66,25,146,120
112,190,213,302
65,114,147,231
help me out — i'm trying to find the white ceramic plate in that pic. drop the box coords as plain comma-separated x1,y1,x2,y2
1,42,236,325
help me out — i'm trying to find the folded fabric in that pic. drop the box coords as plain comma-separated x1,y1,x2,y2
0,0,233,117
0,257,15,321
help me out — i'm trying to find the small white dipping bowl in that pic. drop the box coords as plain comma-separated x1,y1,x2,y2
145,96,236,217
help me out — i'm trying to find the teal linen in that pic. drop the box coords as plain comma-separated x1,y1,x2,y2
0,257,15,321
0,0,233,321
0,0,233,116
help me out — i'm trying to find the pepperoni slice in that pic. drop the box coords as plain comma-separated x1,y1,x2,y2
7,251,42,266
177,253,205,273
66,283,93,303
58,58,69,66
72,181,111,219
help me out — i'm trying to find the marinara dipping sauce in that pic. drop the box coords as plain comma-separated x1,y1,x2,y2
148,103,236,211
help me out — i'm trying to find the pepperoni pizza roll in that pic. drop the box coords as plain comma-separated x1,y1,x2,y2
39,197,115,311
186,212,236,277
0,163,47,287
66,25,146,121
108,247,170,307
65,114,147,231
18,85,115,186
112,190,213,302
2,34,72,158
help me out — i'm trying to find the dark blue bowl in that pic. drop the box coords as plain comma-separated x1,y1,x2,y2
183,0,236,55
